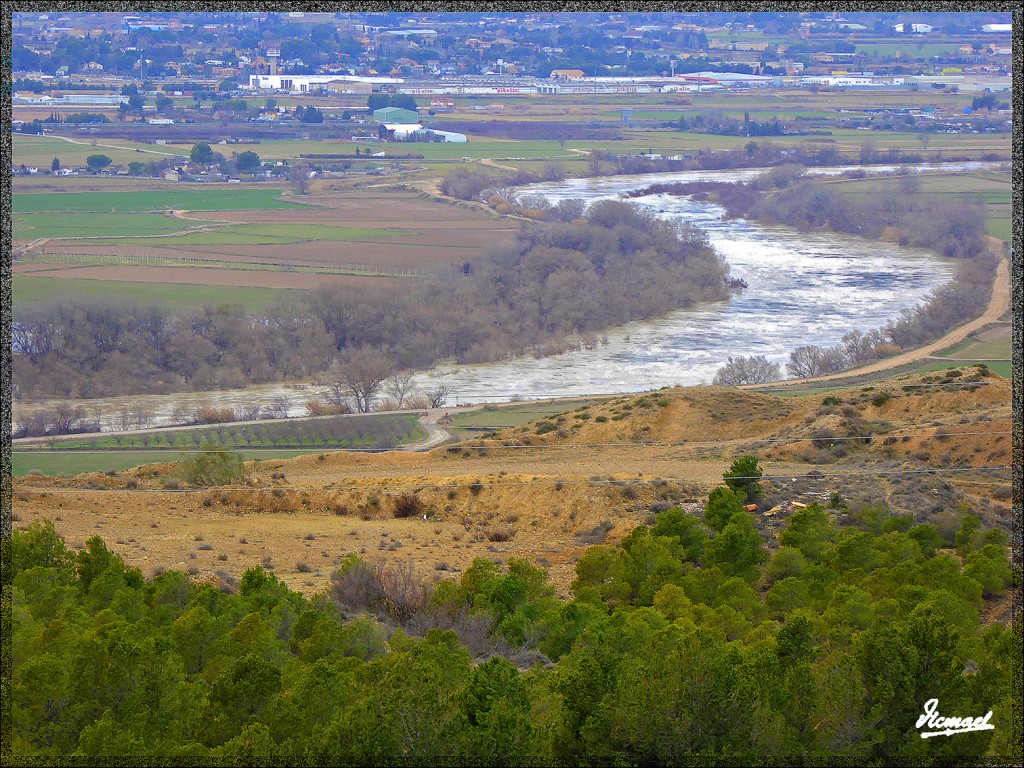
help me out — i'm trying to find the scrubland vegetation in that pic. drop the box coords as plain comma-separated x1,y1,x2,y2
5,468,1017,762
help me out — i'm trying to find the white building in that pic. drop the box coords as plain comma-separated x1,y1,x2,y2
248,74,403,92
382,122,422,138
421,128,466,143
894,23,934,33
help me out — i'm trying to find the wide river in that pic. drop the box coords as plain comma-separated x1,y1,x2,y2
17,162,993,430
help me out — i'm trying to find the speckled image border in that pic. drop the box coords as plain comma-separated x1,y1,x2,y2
1,4,1020,767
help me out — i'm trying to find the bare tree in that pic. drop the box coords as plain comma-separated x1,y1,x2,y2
786,345,848,379
425,384,452,409
712,355,781,386
288,162,314,194
114,406,136,432
264,394,294,420
129,404,155,429
335,348,394,413
235,403,263,421
171,404,198,426
387,373,418,410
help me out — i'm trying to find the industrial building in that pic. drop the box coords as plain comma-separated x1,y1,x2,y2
373,106,420,124
248,74,403,92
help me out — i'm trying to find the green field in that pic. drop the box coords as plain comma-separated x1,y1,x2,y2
13,212,196,239
13,135,186,168
855,43,964,58
14,188,309,213
13,413,427,477
12,449,326,477
449,398,607,433
13,275,294,312
82,224,415,247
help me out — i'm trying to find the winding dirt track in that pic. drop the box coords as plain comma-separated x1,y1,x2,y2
755,254,1011,388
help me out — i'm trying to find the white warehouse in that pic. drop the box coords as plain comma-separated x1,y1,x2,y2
248,74,403,92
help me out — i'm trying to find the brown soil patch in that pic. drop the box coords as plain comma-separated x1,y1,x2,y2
12,370,1010,600
11,451,744,599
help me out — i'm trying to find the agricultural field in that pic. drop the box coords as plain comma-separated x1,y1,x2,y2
11,275,297,312
11,449,362,478
818,169,1012,241
13,187,308,212
13,134,186,168
13,413,426,477
13,212,198,240
13,187,516,301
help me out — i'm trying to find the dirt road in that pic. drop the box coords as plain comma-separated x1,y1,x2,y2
760,254,1010,388
44,133,182,157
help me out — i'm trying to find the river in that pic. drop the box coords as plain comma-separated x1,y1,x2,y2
17,162,991,430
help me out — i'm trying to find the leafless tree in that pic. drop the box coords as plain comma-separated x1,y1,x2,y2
335,348,394,413
387,373,418,410
129,404,155,429
786,345,848,379
171,404,198,426
712,355,781,386
288,162,313,194
264,394,294,420
235,403,263,421
425,384,452,409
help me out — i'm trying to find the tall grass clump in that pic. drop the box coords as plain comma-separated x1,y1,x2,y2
179,441,246,486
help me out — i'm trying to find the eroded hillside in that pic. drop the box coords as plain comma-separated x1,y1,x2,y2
12,366,1011,597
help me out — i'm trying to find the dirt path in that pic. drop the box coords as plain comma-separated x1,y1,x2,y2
12,406,477,452
44,133,182,158
758,254,1011,388
480,157,519,172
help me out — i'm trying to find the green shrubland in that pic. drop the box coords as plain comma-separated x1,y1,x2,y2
4,487,1017,762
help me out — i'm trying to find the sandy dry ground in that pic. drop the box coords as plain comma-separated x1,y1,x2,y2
12,373,1011,599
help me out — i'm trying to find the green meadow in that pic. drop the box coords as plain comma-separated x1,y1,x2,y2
82,224,415,247
13,275,293,313
14,188,310,213
12,449,324,477
13,212,195,239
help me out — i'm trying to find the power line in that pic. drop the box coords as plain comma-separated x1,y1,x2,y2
10,466,1012,495
11,430,1012,455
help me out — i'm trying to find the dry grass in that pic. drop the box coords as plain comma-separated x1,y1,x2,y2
11,372,1009,598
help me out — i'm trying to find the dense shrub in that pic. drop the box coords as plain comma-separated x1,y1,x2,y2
178,442,246,486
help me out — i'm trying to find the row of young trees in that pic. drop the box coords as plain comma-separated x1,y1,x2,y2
13,201,731,399
6,469,1017,761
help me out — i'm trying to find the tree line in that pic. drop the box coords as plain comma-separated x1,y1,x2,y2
12,201,731,401
5,468,1017,762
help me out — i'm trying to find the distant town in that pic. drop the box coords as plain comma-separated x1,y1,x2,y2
13,10,1012,177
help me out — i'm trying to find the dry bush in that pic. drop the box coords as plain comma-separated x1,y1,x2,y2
393,493,425,519
331,558,430,622
305,399,350,416
485,527,515,542
195,406,236,424
575,519,615,545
